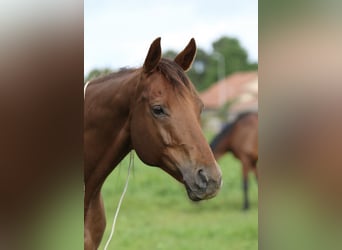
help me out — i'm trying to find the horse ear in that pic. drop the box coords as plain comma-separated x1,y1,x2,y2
143,37,162,73
174,38,197,72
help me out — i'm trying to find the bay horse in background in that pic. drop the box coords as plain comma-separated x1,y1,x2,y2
210,112,258,210
84,38,222,250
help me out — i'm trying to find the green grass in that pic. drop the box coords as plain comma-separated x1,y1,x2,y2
99,138,258,250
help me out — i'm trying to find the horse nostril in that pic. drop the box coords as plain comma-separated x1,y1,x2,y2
198,169,208,182
197,169,209,189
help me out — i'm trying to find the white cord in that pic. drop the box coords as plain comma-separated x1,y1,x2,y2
84,81,90,99
103,151,133,250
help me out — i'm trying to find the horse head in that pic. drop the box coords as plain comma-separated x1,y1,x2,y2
129,38,222,201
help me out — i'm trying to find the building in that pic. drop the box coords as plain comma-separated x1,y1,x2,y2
199,71,258,131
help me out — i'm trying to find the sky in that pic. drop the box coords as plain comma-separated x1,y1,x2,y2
84,0,258,76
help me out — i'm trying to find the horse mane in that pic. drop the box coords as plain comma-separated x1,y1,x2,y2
89,68,137,84
210,112,256,150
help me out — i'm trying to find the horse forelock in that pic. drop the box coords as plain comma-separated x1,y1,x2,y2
157,58,197,97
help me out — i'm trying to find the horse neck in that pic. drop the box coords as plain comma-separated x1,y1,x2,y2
98,70,141,111
84,70,141,185
103,70,141,148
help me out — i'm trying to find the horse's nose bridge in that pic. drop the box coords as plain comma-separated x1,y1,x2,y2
186,141,222,182
193,134,218,166
176,118,219,171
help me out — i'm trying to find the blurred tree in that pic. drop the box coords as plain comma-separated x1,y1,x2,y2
84,68,113,83
187,48,212,91
163,50,177,60
212,36,257,76
197,36,258,91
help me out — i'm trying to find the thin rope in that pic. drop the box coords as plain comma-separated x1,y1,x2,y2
84,81,90,99
103,151,133,250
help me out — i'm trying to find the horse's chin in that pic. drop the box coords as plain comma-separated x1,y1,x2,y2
184,182,219,202
186,188,203,202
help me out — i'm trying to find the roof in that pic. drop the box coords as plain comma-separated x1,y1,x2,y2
199,71,258,110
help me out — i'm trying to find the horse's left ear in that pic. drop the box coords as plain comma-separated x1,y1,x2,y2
143,37,162,73
174,38,197,72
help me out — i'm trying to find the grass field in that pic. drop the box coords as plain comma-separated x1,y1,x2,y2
99,135,258,250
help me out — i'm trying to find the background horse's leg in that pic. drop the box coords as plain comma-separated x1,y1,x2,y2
241,158,250,210
85,192,106,250
252,164,258,183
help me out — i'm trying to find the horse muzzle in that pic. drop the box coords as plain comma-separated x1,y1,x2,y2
184,168,222,201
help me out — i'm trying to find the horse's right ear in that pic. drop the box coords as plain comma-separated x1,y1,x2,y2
174,38,196,72
143,37,161,73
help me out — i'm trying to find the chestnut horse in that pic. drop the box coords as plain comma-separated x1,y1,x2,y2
210,112,258,210
84,38,222,250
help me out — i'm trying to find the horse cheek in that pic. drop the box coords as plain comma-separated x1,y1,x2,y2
131,115,158,166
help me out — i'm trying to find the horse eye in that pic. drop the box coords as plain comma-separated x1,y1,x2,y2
152,105,165,117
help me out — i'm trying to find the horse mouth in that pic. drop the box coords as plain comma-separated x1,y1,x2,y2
160,160,222,201
184,181,220,202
